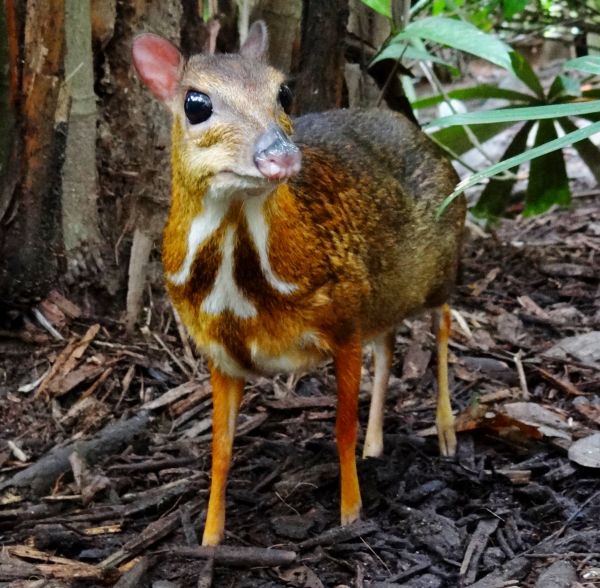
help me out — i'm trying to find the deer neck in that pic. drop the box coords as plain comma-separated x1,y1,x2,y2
163,161,298,319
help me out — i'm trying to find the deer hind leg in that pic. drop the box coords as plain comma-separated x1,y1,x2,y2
363,330,395,458
202,366,244,546
334,332,363,525
435,303,456,457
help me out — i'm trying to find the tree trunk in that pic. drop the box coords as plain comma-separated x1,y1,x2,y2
294,0,349,114
62,0,102,271
0,0,66,306
97,0,183,327
252,0,302,74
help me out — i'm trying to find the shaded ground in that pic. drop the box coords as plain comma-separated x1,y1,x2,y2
1,194,599,587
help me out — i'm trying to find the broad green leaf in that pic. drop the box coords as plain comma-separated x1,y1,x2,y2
360,0,391,17
565,56,600,76
431,121,514,155
371,42,452,66
472,122,533,221
412,85,535,110
510,52,544,99
438,119,600,215
429,100,600,127
392,16,514,72
524,120,570,216
557,118,600,185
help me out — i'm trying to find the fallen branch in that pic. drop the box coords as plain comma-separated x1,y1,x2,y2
169,545,297,567
4,545,118,583
0,411,149,497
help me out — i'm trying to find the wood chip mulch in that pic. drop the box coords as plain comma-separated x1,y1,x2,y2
1,196,599,587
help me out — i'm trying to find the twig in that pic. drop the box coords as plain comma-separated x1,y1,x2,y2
100,501,203,568
297,521,379,550
168,545,297,568
172,304,201,376
543,487,600,543
33,307,64,341
146,327,192,379
459,518,500,585
142,380,207,411
514,350,530,400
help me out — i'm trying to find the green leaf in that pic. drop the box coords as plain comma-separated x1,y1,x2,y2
412,85,535,110
428,100,600,128
438,119,600,215
547,74,581,101
510,52,544,99
557,117,600,185
503,0,528,19
472,122,533,221
431,121,515,155
564,56,600,76
392,16,514,72
371,42,452,66
360,0,392,17
524,120,570,216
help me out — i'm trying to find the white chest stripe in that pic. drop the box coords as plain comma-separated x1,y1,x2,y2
168,198,228,286
244,196,298,294
202,226,257,318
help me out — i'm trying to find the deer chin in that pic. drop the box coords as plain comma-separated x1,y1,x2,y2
206,170,275,200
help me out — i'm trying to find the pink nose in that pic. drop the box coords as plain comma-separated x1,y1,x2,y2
254,126,302,181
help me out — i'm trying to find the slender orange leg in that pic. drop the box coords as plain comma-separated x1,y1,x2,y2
202,366,244,546
363,330,395,458
334,332,363,525
436,303,456,457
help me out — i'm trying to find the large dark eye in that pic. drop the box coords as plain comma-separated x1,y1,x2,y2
278,84,293,114
184,90,213,124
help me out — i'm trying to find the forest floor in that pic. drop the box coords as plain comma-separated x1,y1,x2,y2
1,192,600,588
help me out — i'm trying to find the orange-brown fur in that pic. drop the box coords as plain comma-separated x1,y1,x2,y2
134,28,465,545
164,109,465,377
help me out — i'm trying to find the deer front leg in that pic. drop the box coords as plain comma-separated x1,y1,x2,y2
202,366,244,546
334,332,363,525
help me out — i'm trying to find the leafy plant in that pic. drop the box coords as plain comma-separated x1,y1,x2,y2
359,0,600,220
426,55,600,219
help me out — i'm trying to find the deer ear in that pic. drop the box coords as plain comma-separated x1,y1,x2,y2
240,20,268,61
132,33,182,102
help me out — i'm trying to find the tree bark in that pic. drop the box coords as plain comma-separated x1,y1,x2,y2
294,0,349,114
252,0,302,74
0,0,66,305
62,0,102,269
98,0,182,326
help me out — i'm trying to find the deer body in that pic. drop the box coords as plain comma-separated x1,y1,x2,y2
133,23,465,546
165,110,463,379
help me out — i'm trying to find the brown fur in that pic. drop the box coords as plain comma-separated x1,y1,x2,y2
164,107,465,375
134,35,465,543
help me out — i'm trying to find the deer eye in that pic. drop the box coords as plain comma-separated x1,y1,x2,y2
278,84,293,114
184,90,213,124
